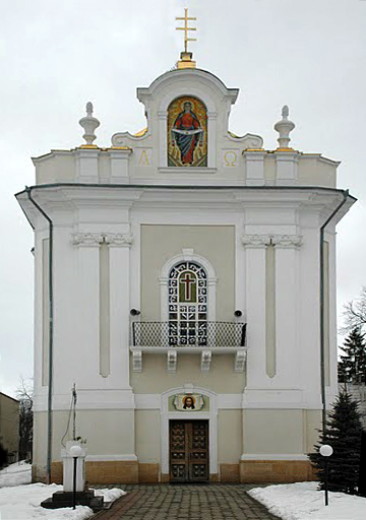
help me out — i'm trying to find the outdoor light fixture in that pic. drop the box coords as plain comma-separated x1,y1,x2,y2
234,310,242,317
130,309,141,316
319,444,333,506
69,445,83,510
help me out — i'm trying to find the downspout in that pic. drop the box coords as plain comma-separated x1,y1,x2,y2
26,187,54,484
319,189,349,435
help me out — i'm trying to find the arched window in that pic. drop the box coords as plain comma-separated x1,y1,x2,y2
168,261,208,345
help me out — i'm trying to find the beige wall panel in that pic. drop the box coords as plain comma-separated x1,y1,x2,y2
140,225,235,321
135,410,161,462
0,395,19,454
33,410,135,465
304,409,322,453
243,409,303,454
131,354,245,393
218,410,242,463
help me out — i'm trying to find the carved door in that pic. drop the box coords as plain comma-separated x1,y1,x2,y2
169,420,209,482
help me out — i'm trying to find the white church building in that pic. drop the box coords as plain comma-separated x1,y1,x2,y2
16,44,355,484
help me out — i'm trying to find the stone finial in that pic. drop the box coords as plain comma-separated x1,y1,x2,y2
282,105,289,118
79,102,100,146
274,105,295,149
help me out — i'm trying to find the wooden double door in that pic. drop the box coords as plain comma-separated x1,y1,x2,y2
169,420,209,482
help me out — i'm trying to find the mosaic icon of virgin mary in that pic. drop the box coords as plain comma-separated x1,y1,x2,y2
172,101,203,165
168,97,207,167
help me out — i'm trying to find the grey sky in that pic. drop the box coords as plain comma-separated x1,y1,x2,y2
1,0,365,397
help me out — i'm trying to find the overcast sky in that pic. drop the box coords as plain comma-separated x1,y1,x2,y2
1,0,365,398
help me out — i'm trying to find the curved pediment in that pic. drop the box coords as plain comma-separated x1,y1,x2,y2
137,68,239,110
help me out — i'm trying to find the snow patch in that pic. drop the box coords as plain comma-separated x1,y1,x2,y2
0,461,32,487
249,481,366,520
0,464,126,519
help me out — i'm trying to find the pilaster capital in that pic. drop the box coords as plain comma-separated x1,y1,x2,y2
241,234,270,248
105,233,133,247
241,234,302,249
72,232,103,247
72,232,133,248
271,234,303,249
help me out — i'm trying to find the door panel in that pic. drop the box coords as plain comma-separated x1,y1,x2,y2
170,420,209,482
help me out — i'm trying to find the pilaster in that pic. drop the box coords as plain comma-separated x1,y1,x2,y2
272,235,302,388
241,235,267,388
242,233,303,407
207,111,217,168
109,233,133,388
158,110,167,167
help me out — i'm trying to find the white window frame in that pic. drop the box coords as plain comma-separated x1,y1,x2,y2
160,248,217,323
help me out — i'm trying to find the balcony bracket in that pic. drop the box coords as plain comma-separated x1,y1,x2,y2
234,349,247,372
201,350,212,372
167,350,177,373
132,350,142,373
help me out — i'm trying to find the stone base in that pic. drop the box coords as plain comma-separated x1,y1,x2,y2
41,490,105,512
138,463,160,483
240,459,316,483
220,464,240,482
86,460,139,484
36,459,315,485
49,460,139,485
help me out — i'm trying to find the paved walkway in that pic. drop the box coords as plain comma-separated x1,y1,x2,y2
93,484,280,520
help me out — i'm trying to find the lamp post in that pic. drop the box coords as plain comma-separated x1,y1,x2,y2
69,445,83,510
319,444,333,506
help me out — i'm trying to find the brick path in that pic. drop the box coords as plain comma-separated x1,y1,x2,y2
92,484,281,520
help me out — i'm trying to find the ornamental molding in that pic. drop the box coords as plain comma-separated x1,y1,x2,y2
167,350,177,374
201,351,212,372
72,232,133,248
241,234,302,249
241,234,270,248
271,234,303,249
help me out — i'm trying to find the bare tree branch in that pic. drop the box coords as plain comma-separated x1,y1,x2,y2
341,287,366,334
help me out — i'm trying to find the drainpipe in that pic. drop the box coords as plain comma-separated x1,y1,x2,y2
319,190,349,435
26,187,54,484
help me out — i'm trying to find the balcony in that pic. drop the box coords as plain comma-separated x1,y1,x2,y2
130,321,247,373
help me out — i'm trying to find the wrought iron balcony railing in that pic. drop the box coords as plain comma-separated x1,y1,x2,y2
131,321,246,348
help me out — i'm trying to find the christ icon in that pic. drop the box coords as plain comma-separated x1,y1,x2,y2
171,101,203,165
183,395,195,409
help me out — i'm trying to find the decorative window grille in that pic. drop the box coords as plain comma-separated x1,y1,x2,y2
168,261,207,345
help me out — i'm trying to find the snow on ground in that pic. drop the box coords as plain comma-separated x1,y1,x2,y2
249,481,366,520
0,462,126,520
0,461,32,487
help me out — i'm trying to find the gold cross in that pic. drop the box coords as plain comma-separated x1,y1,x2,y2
176,8,197,53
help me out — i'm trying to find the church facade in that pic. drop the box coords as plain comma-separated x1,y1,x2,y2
16,53,355,484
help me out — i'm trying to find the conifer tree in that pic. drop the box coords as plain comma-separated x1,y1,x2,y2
309,390,362,494
338,328,366,384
